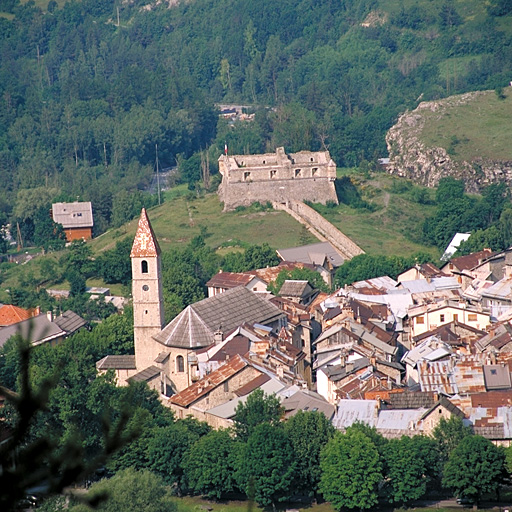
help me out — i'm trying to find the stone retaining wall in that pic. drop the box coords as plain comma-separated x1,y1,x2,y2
273,200,365,260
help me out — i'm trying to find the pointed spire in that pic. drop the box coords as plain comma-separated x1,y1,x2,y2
130,208,161,257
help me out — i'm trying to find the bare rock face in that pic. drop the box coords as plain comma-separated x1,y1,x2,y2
386,92,512,193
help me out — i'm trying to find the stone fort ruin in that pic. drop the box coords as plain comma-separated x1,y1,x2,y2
218,147,338,211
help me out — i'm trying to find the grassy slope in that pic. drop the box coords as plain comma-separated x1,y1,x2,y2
90,191,309,256
0,174,439,300
315,171,439,257
417,89,512,162
90,175,439,259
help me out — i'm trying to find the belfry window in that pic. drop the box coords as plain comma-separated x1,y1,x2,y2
141,260,148,274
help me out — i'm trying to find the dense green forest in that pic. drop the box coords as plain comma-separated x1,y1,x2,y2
1,0,512,241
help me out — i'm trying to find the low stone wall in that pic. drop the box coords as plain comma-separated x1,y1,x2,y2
273,200,365,260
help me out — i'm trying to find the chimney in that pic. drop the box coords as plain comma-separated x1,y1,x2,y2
214,328,223,344
345,361,354,373
370,352,377,367
340,350,347,367
46,310,53,322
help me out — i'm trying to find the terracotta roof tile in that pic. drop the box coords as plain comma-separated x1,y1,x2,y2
235,373,271,396
0,305,36,327
130,208,160,258
170,354,250,407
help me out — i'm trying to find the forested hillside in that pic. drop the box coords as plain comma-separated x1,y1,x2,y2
1,0,512,241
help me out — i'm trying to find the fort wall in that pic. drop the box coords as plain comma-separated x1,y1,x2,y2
218,147,338,210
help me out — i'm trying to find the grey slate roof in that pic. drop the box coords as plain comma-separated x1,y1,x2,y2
54,310,87,333
386,390,437,409
154,286,285,349
0,310,87,348
278,280,311,298
323,357,371,382
282,389,335,419
128,365,161,383
277,242,344,267
96,355,136,370
420,396,465,420
52,202,93,228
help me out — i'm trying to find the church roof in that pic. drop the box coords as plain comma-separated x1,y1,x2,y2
154,286,285,349
130,208,160,258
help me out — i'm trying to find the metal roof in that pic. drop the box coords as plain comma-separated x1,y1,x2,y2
377,408,427,431
52,202,93,229
483,365,512,390
0,314,64,347
332,399,379,429
206,272,257,289
203,375,286,419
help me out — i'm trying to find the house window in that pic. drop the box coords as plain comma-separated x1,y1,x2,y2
312,167,318,175
453,314,458,322
244,171,251,181
295,169,301,177
141,260,148,274
440,314,445,322
270,170,277,179
416,316,425,324
468,313,477,322
176,355,184,373
224,381,229,392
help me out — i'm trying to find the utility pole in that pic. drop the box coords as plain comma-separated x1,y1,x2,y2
156,144,161,205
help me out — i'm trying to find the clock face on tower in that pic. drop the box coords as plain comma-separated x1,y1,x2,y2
143,285,149,291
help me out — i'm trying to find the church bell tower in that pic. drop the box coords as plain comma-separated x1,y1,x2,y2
131,208,165,371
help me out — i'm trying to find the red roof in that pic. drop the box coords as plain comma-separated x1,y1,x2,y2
130,208,160,257
0,305,37,327
170,354,250,407
206,272,256,289
470,390,512,408
447,249,494,272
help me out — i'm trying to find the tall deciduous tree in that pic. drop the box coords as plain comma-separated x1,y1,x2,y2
319,430,383,511
183,429,238,499
235,423,296,507
383,436,436,505
284,411,335,496
442,435,505,503
432,416,472,462
232,388,284,442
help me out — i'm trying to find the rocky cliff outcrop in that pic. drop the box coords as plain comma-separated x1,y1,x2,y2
386,91,512,193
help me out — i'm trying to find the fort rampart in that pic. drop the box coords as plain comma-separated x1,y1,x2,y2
218,147,338,210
